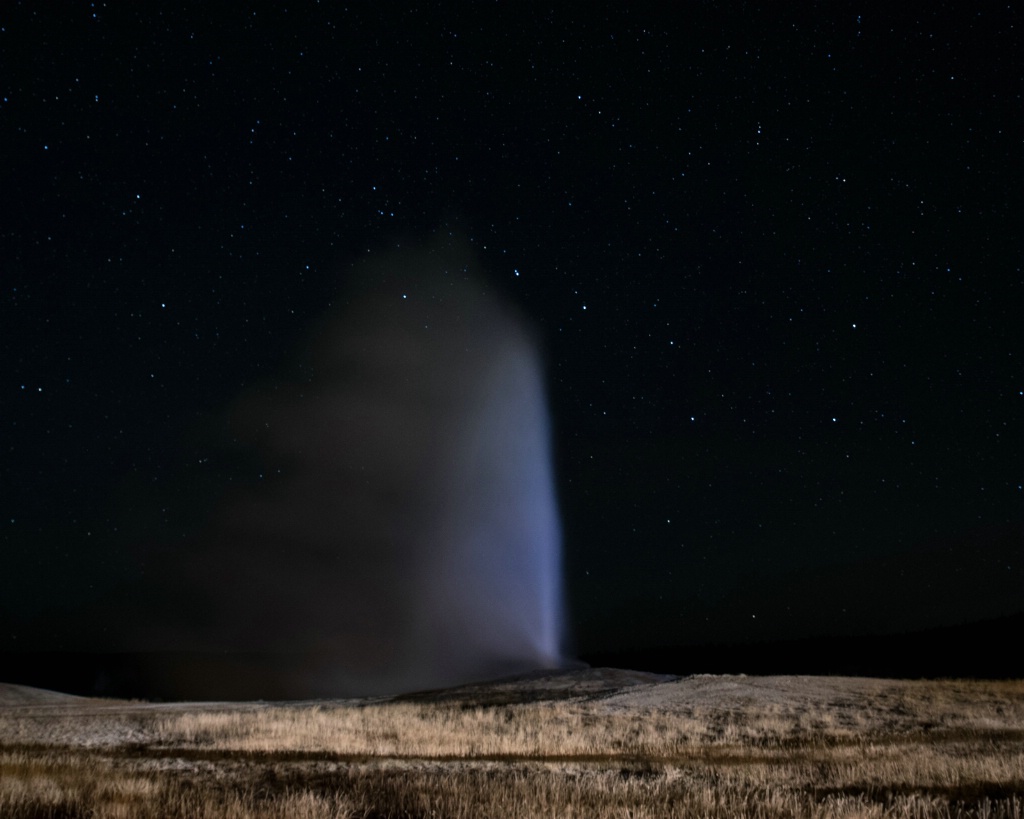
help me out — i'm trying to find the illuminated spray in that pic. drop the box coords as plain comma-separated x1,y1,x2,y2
142,236,568,697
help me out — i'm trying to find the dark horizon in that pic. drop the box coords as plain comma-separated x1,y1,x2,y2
2,611,1021,701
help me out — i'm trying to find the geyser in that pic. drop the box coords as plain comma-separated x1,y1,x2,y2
136,235,567,698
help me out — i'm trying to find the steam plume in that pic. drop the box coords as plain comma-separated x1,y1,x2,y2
137,236,567,698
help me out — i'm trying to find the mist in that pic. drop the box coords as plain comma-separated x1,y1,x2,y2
120,235,567,698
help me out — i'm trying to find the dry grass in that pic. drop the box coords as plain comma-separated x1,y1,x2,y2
1,673,1022,817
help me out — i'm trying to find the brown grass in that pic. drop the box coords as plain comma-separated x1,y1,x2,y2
1,674,1022,817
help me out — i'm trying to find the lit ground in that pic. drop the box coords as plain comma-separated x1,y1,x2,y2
2,668,1023,817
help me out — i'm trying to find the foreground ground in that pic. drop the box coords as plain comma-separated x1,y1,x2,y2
1,668,1022,818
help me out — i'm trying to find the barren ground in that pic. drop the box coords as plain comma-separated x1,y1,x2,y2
2,668,1022,817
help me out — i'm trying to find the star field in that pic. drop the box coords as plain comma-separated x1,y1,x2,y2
1,3,1020,671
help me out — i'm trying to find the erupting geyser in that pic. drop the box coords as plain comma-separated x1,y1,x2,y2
138,235,568,698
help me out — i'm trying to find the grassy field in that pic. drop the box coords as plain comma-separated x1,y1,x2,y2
1,670,1022,817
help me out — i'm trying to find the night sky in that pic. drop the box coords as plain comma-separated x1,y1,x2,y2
2,3,1021,693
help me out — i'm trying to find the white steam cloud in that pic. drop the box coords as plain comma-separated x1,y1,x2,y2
135,235,567,698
